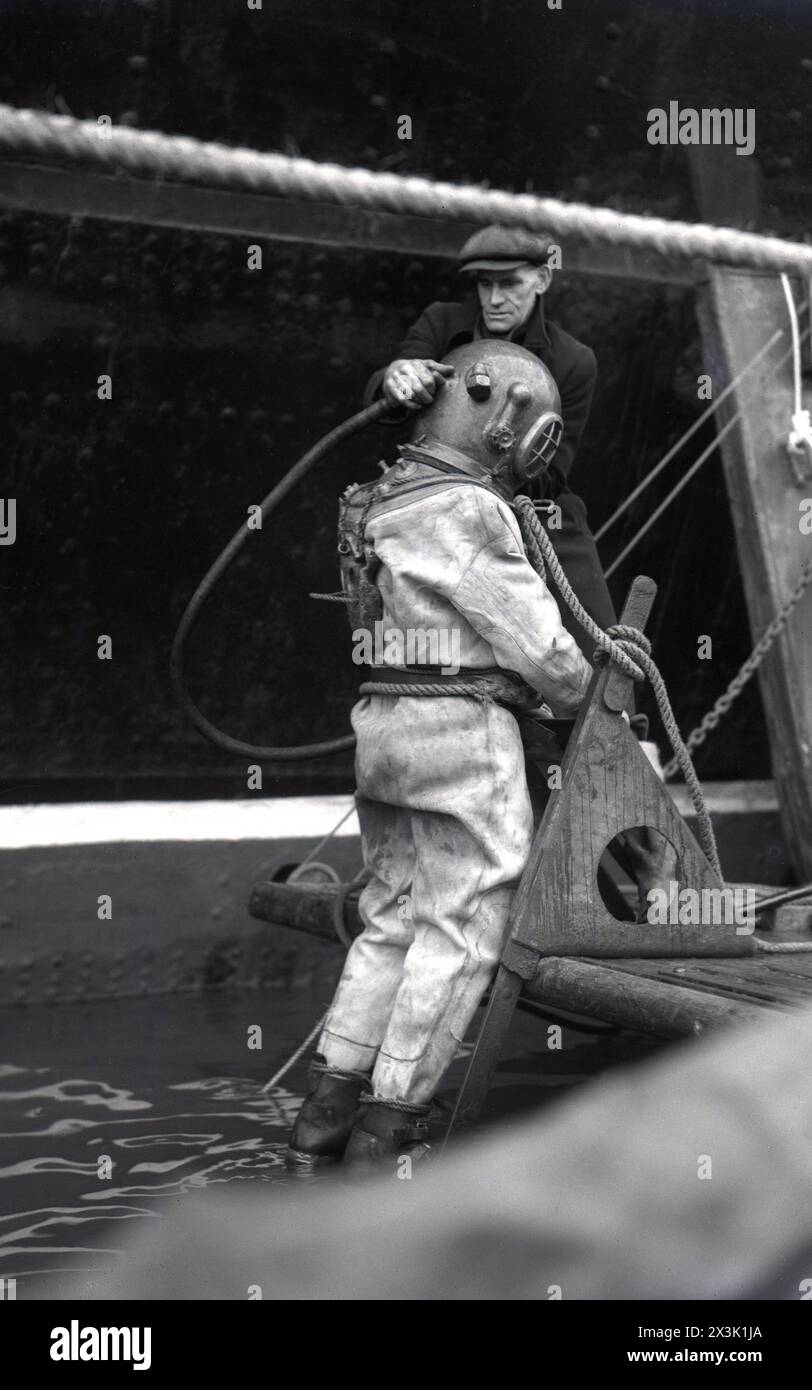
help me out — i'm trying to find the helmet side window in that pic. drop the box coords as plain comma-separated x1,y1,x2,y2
517,413,564,480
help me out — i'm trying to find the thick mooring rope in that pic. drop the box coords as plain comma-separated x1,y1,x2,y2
514,496,722,879
3,104,812,274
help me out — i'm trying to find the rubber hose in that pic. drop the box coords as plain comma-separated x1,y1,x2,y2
170,398,391,760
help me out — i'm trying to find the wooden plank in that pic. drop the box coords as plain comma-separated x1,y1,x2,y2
0,159,703,283
695,271,812,879
530,957,767,1037
687,145,812,880
597,953,812,1010
248,880,812,1030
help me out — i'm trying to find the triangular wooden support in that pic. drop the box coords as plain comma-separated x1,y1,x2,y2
445,575,752,1138
510,574,751,962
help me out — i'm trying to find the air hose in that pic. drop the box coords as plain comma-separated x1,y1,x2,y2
170,398,391,761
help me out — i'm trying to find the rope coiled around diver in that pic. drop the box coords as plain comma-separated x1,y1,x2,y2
360,680,499,700
513,495,723,880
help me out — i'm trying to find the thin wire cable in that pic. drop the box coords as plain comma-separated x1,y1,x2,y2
596,305,809,542
288,801,358,871
755,882,812,914
596,330,777,541
602,324,810,575
605,415,739,578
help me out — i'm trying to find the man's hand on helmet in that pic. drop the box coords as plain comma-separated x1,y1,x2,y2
383,358,454,410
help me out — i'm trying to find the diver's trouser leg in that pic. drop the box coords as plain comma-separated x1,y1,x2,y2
319,799,416,1074
369,799,532,1106
323,695,534,1106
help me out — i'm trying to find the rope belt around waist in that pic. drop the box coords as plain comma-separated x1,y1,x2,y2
359,665,539,709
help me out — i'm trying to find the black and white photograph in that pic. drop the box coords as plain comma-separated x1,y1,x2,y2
1,0,812,1344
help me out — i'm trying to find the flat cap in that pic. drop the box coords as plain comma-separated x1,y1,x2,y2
457,225,554,274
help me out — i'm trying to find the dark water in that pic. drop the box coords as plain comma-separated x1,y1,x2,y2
0,990,662,1298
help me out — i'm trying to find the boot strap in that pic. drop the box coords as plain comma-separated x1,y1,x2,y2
359,1091,430,1115
312,1062,369,1083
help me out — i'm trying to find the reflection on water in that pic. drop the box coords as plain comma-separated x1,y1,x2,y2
0,992,322,1294
0,990,661,1296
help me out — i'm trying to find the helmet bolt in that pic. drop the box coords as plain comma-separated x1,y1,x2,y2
465,362,492,401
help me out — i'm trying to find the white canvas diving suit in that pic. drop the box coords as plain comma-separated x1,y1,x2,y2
320,465,591,1104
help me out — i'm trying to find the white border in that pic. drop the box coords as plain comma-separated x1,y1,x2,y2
0,797,360,849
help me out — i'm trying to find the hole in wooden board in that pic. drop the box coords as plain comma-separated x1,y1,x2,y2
597,827,679,922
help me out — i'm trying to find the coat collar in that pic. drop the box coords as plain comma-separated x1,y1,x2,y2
517,296,553,351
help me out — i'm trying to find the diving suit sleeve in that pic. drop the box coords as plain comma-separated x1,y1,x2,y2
445,491,593,717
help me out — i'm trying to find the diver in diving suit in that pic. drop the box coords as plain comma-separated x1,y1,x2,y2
286,340,592,1171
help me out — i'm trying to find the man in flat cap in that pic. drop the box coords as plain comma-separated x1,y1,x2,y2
365,224,615,653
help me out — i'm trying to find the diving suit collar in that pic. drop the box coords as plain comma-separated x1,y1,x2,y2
398,438,515,502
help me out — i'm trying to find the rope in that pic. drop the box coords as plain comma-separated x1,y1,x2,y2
261,862,368,1092
514,496,722,878
4,104,812,273
261,1011,328,1093
332,866,369,948
359,1092,430,1114
290,800,358,871
517,497,644,680
360,680,493,699
311,1061,369,1082
755,939,812,953
662,554,812,779
261,799,362,1090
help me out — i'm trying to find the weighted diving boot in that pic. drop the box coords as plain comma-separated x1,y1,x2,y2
285,1056,368,1172
342,1093,432,1174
